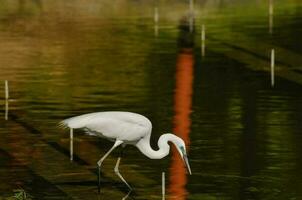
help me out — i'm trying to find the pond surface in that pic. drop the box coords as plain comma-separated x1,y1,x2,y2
0,0,302,199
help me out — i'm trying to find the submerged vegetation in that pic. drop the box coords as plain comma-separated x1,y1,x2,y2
0,189,32,200
12,189,32,200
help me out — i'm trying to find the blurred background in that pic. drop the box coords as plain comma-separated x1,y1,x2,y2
0,0,302,199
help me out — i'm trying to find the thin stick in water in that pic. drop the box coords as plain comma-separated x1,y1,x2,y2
154,7,159,24
268,0,274,34
189,0,194,33
201,24,205,57
269,0,274,16
4,80,9,120
269,13,273,34
162,172,165,199
70,128,74,161
154,24,159,37
189,0,194,13
154,7,159,37
5,100,8,120
5,80,9,100
271,49,275,87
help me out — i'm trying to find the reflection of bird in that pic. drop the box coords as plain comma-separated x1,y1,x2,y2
60,111,191,192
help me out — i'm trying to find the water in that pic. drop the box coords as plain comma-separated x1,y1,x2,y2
1,0,302,199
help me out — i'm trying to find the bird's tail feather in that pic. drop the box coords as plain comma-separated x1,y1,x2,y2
59,113,95,129
57,120,69,129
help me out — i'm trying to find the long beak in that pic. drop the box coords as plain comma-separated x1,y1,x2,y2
183,154,192,175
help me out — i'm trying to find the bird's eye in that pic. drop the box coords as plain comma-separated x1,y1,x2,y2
179,146,185,152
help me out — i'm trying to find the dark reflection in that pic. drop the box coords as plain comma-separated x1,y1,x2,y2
169,16,195,199
178,16,195,49
239,88,259,200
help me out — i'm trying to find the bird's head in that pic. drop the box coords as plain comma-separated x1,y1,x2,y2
173,137,192,175
156,133,192,174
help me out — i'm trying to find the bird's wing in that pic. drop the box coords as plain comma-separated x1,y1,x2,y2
60,112,104,129
60,112,152,142
84,117,148,142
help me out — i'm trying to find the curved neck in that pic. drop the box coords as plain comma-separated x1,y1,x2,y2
135,133,179,159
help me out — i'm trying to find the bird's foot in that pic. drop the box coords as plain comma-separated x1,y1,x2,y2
114,166,132,191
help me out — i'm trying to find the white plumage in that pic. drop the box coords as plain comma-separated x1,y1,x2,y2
61,111,191,192
62,111,151,142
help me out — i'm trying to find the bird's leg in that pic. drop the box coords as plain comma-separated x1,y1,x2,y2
114,147,132,191
70,128,73,161
122,190,132,200
97,140,123,193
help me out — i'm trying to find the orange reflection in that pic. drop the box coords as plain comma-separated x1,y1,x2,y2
169,48,194,199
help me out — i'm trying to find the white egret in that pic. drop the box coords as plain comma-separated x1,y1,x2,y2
60,111,192,192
